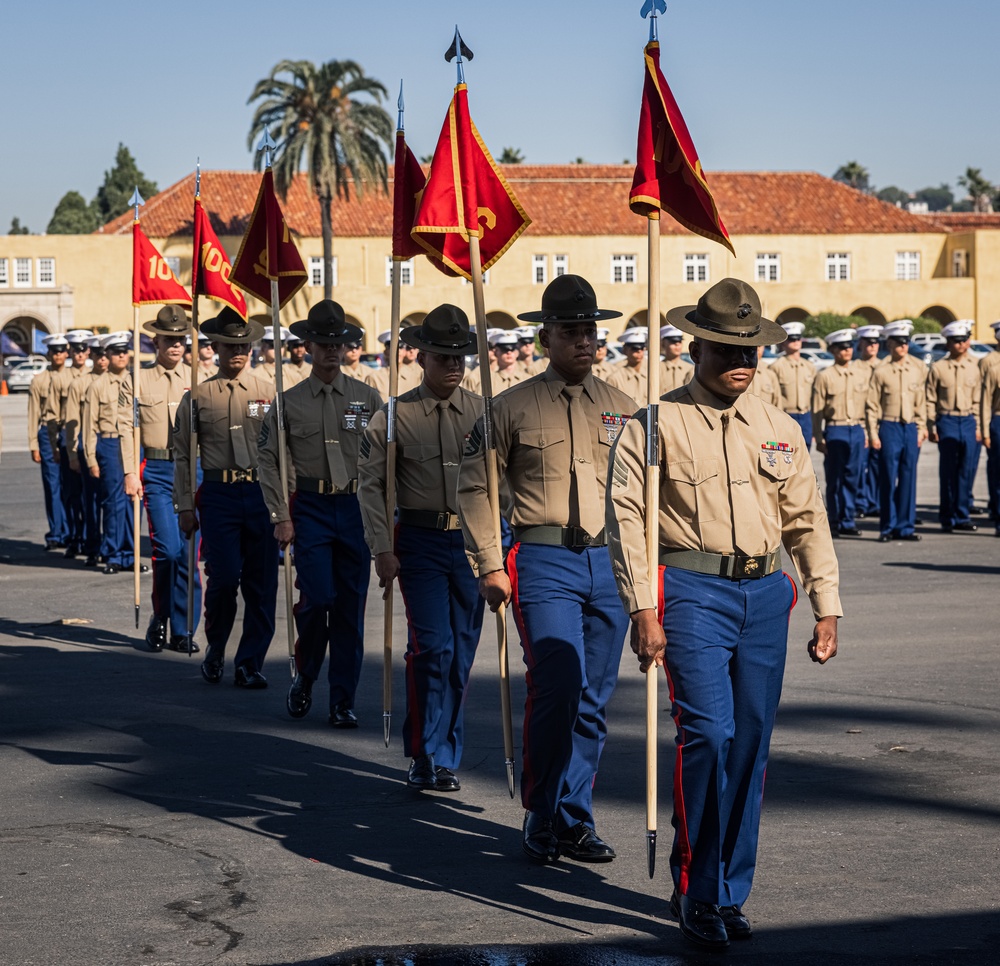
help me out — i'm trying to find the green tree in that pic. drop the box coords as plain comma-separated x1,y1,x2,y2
893,316,941,334
498,147,524,164
248,58,392,300
802,313,869,339
876,186,909,207
47,191,99,234
832,161,870,192
8,217,29,234
91,143,158,226
957,167,994,213
913,184,953,212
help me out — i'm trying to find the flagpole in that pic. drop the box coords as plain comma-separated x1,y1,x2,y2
129,188,145,630
187,162,201,656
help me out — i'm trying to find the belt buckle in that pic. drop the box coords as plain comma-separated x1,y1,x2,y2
231,468,252,483
321,480,335,495
737,555,761,578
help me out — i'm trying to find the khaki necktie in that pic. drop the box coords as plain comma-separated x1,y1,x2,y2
900,365,913,423
228,382,252,469
438,398,461,510
721,410,761,556
321,383,350,489
844,368,854,421
563,384,602,537
954,361,968,413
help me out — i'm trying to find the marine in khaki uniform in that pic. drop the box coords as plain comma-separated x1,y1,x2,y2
514,324,547,376
254,325,288,382
283,331,312,387
658,323,695,392
338,336,367,380
28,334,73,548
852,325,884,516
606,278,840,949
462,330,527,394
358,305,486,792
926,319,982,532
591,327,614,381
981,319,1000,526
811,329,870,536
865,319,927,542
59,330,95,559
190,332,219,381
745,345,781,407
604,326,648,406
457,275,635,866
84,332,135,574
768,320,816,448
258,300,383,728
174,308,278,684
120,306,201,651
365,329,423,399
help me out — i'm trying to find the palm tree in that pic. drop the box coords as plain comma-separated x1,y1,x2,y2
833,161,870,193
499,147,524,164
248,59,393,299
957,167,995,213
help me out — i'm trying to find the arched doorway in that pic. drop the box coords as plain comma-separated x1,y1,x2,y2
624,309,666,331
920,305,955,327
1,314,49,357
775,307,809,326
851,306,887,326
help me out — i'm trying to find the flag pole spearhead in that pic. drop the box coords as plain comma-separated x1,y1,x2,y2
257,128,276,168
129,187,145,221
445,26,473,84
640,0,667,41
195,157,201,198
396,79,405,133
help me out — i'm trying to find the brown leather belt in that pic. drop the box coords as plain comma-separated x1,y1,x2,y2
144,447,173,461
659,547,781,580
513,525,607,548
825,419,863,427
398,507,462,531
203,468,259,483
297,477,358,495
98,432,120,439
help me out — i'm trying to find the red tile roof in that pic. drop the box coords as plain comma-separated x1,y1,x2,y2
96,166,948,240
925,212,1000,230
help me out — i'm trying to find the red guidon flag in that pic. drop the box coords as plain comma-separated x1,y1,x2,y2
192,197,248,319
411,84,530,279
629,41,734,255
392,129,426,261
132,222,192,306
231,168,307,309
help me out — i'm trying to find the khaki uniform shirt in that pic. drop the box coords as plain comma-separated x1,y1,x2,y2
457,369,636,576
769,355,816,414
282,361,312,388
172,370,275,512
462,363,527,395
591,359,614,382
811,363,869,442
603,364,646,407
358,383,484,555
519,356,548,377
981,363,1000,428
341,361,367,381
118,362,192,474
660,358,695,393
854,355,883,376
926,355,982,436
978,348,1000,377
746,363,781,408
606,378,842,620
195,362,219,381
258,371,382,524
83,370,128,465
865,356,927,440
63,369,97,457
256,360,278,382
27,367,74,453
365,362,423,401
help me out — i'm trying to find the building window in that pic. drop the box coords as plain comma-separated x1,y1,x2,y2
0,258,8,287
553,254,569,277
895,251,920,281
532,254,547,285
386,257,414,286
611,254,637,284
14,257,31,287
825,252,850,281
683,253,709,283
309,257,324,287
754,253,780,282
164,256,180,279
461,269,490,286
952,249,969,278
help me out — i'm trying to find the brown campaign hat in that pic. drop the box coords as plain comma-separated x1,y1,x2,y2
516,274,622,323
666,278,786,347
200,307,265,345
141,304,191,337
289,299,364,345
400,304,477,356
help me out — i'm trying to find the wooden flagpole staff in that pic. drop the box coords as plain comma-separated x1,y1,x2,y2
128,188,145,630
186,161,202,657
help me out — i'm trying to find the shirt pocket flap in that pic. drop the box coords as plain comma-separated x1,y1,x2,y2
402,443,441,462
518,429,566,450
289,421,320,439
758,450,797,480
665,458,719,485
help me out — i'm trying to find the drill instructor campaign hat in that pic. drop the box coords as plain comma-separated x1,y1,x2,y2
666,278,786,347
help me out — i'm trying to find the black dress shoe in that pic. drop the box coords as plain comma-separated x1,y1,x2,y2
200,645,224,684
522,811,559,863
407,755,437,789
234,664,268,689
102,564,121,575
838,526,863,537
951,522,978,532
557,823,616,862
139,564,150,573
898,532,922,541
84,554,99,567
670,890,729,948
286,675,313,718
63,545,79,559
45,540,66,551
145,619,167,652
329,702,358,728
719,904,753,940
878,533,893,543
168,635,199,653
433,766,461,792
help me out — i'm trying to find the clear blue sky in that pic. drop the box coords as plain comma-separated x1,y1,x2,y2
3,0,997,232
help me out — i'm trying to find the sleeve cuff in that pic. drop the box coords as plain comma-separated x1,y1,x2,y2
620,582,656,616
809,590,843,621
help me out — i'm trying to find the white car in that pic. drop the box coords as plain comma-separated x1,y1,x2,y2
801,348,835,371
910,333,945,350
5,358,47,391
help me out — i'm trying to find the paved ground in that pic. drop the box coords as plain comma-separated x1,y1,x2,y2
1,391,999,966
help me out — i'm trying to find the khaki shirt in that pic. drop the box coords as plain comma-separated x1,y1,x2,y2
194,361,219,381
865,356,927,439
811,363,869,441
27,367,74,453
462,363,527,395
457,369,636,576
746,363,781,408
258,371,382,523
83,370,127,465
769,355,816,413
591,359,614,382
282,361,312,388
519,356,548,377
603,364,646,407
982,363,1000,426
358,383,484,555
978,348,1000,377
365,362,423,401
63,370,98,456
926,355,981,436
172,370,275,512
341,361,367,381
853,355,883,376
118,362,192,474
660,358,695,393
606,378,842,621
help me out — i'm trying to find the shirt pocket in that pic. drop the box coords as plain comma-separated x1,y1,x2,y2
664,458,720,523
137,394,165,428
401,443,441,462
758,451,797,518
517,428,567,481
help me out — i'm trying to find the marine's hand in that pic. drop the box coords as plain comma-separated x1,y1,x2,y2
631,608,666,673
870,437,881,451
31,451,41,464
89,464,100,479
479,570,512,612
374,552,400,600
124,472,142,498
178,510,198,537
808,615,838,664
274,520,295,550
816,438,827,455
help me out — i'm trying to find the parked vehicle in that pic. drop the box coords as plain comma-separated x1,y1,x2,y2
801,348,835,371
910,333,945,350
4,358,47,391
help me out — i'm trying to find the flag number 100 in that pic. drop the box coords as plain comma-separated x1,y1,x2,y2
147,256,176,281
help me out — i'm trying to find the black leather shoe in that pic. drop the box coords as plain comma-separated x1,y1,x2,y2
200,645,224,684
557,823,616,862
878,533,892,543
145,619,167,652
234,664,268,689
63,545,79,559
139,564,150,573
102,564,121,575
898,532,922,541
670,890,729,948
522,812,559,863
433,766,461,792
329,702,358,728
45,540,66,551
719,904,753,940
286,675,313,718
407,755,437,789
168,635,199,653
838,526,863,537
951,522,978,532
84,554,99,567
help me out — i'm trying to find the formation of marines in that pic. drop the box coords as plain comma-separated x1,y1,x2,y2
18,274,999,949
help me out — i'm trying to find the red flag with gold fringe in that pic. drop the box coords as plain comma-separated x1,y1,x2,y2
393,130,426,261
192,197,248,319
132,222,192,306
